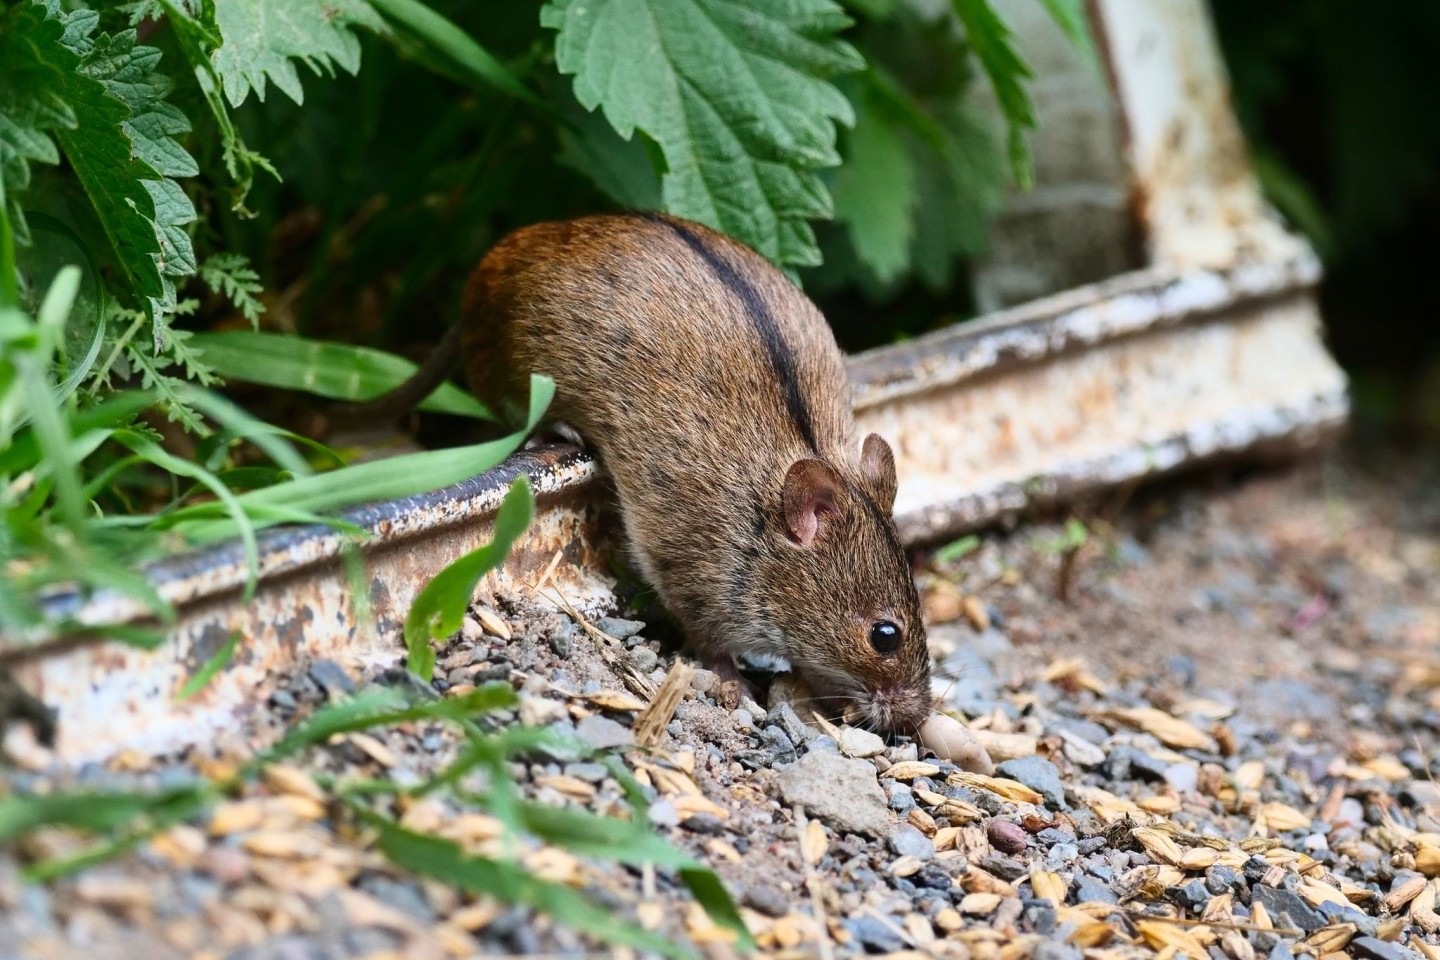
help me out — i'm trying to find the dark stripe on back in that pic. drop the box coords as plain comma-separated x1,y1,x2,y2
637,212,820,453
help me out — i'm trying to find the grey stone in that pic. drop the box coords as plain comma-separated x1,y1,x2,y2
775,750,890,837
771,702,816,745
997,756,1066,808
1031,942,1082,960
596,617,646,640
1351,937,1421,960
888,824,935,860
760,726,797,765
562,762,608,783
743,883,790,918
307,659,356,697
548,620,576,658
1074,877,1117,904
683,813,727,835
647,799,680,828
575,715,633,751
1250,885,1326,934
1165,763,1199,794
628,646,658,673
1172,878,1210,911
846,916,905,953
355,873,432,922
1206,865,1239,895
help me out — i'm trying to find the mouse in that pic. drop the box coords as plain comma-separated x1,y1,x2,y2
354,212,932,732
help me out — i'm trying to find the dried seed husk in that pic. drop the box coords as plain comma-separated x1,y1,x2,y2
959,892,1002,916
1135,920,1209,958
972,730,1039,764
950,772,1044,806
908,807,938,836
800,817,828,866
1297,876,1350,909
885,760,942,781
1180,847,1220,871
1100,707,1218,752
1030,870,1066,903
1133,827,1185,865
1259,802,1312,833
1382,874,1427,912
474,606,511,640
920,713,994,774
890,855,924,877
1305,923,1356,953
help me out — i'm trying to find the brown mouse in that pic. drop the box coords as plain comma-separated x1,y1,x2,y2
361,212,931,732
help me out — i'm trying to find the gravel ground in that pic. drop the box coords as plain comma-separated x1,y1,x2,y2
5,442,1440,960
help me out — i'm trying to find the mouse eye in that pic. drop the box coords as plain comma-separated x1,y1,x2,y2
869,620,902,655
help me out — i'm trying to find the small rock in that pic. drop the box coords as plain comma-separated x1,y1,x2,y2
1172,878,1210,911
743,884,790,918
1205,865,1239,895
839,726,887,759
648,799,680,828
690,669,719,696
845,916,905,953
771,702,816,746
461,616,484,642
1165,763,1199,794
682,813,727,835
889,824,935,861
1351,937,1420,960
775,751,890,836
576,715,633,751
978,854,1027,881
628,646,658,673
1073,877,1117,904
887,782,916,813
1031,942,1082,960
596,617,646,640
307,659,356,698
760,726,797,765
355,873,433,923
548,620,577,658
739,697,768,722
996,757,1066,809
562,762,608,783
988,820,1028,854
1250,885,1326,934
733,709,754,730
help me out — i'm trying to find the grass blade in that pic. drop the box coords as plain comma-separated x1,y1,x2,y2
370,0,545,110
175,630,239,700
186,331,490,419
404,476,533,678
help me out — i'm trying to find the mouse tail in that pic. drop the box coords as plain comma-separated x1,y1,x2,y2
328,322,463,427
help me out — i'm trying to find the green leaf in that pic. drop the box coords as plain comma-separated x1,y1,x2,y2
556,102,663,211
0,2,77,245
175,629,239,700
950,0,1035,188
0,786,207,842
186,331,489,419
368,0,543,109
543,0,864,269
211,0,387,106
934,534,980,564
404,476,533,679
198,253,264,326
833,83,917,284
1033,0,1095,64
40,5,199,321
258,683,517,764
372,821,694,959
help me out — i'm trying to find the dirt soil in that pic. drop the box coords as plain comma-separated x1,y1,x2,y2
4,440,1440,960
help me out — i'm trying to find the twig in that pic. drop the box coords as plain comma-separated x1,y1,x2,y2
634,660,694,746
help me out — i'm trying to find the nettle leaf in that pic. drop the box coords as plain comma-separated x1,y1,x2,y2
212,0,387,107
833,83,916,285
543,0,864,270
32,4,200,322
0,3,77,245
950,0,1035,188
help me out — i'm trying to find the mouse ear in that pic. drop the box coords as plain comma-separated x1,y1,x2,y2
782,458,845,547
860,434,898,513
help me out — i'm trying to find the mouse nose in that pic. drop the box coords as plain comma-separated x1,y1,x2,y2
866,684,930,733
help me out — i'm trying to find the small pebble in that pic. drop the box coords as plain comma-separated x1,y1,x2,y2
888,824,935,861
743,884,789,918
575,715,633,751
595,617,646,640
987,819,1029,854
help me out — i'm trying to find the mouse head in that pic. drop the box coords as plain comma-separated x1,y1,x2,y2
758,434,931,732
